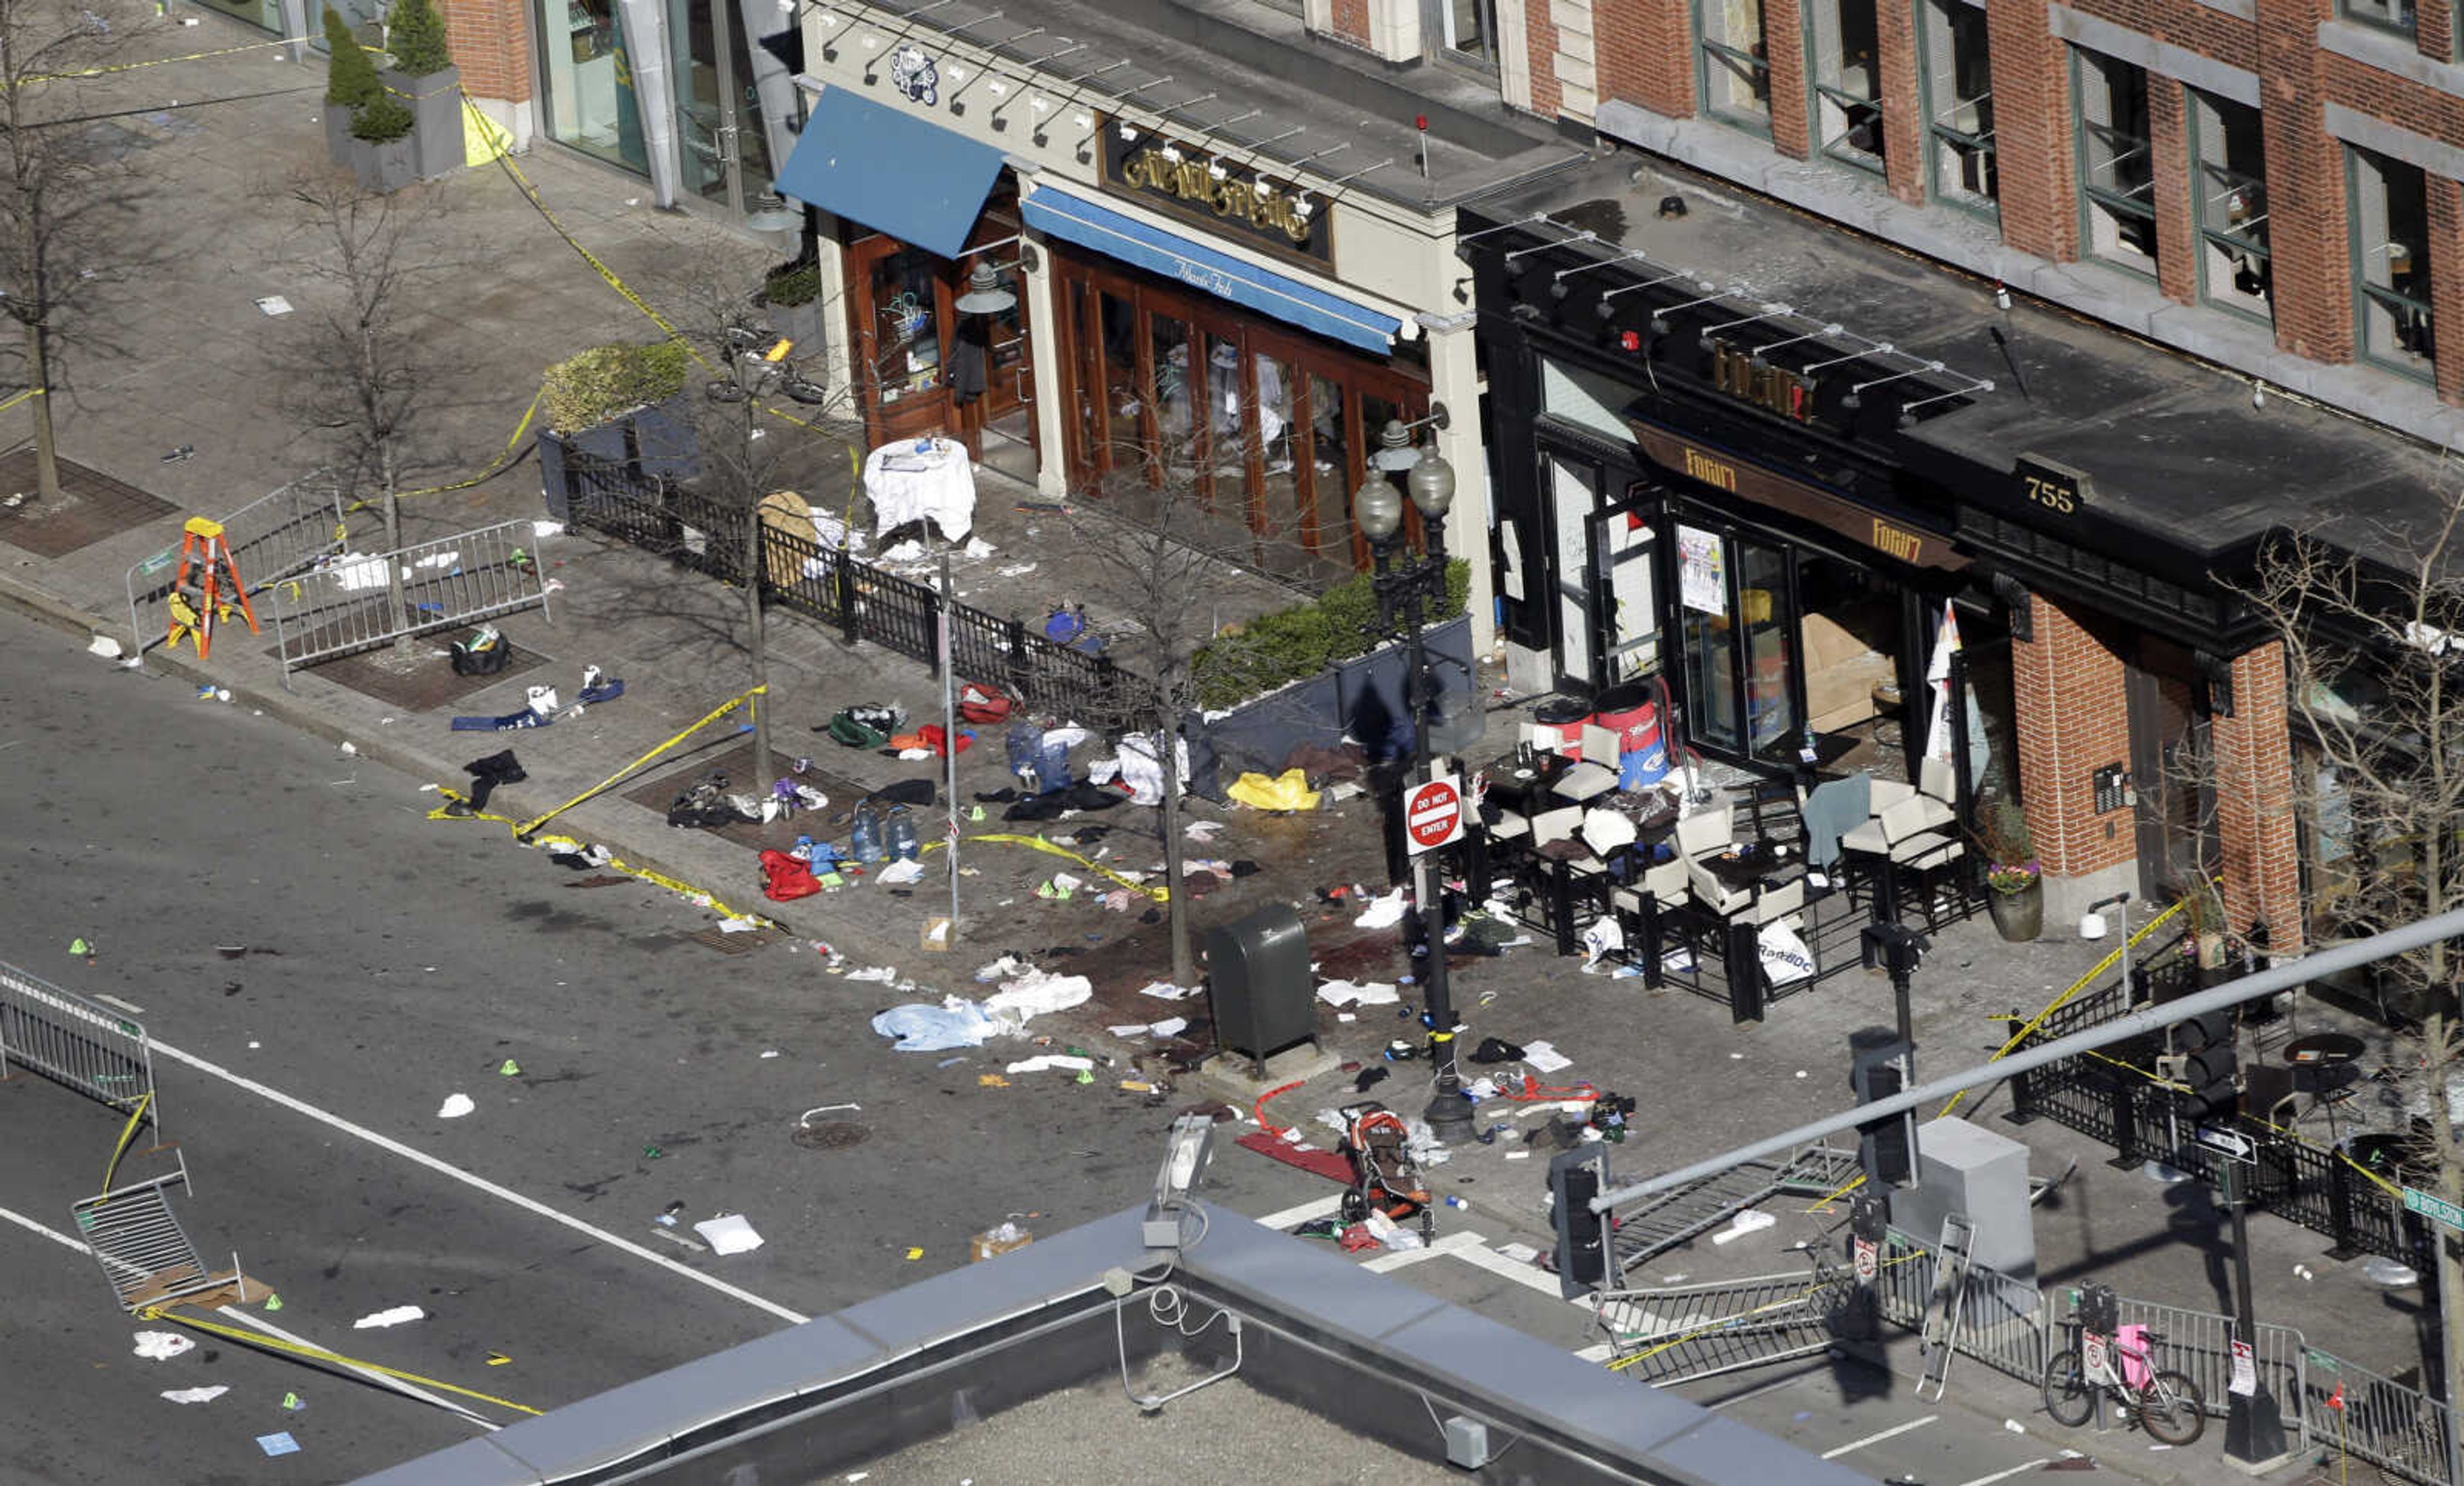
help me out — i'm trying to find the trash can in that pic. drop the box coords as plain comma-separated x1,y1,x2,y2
1206,904,1315,1078
1593,681,1668,787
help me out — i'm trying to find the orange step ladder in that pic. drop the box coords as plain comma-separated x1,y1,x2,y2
165,517,258,659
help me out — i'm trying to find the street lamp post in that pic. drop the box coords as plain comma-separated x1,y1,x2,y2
1355,414,1475,1143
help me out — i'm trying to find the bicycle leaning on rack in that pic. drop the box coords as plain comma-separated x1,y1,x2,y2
2041,1282,2205,1445
706,320,829,406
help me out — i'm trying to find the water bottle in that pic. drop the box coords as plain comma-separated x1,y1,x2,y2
850,803,884,863
886,806,920,861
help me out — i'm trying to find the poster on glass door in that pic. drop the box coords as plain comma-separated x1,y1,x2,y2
1677,525,1725,617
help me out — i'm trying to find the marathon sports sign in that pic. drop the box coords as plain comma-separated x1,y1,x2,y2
1405,774,1464,855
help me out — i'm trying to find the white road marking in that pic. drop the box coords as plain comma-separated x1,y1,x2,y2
1439,1231,1582,1301
1256,1193,1344,1229
1820,1414,1940,1458
1362,1230,1484,1272
148,1039,809,1325
1954,1458,2054,1486
0,1202,493,1429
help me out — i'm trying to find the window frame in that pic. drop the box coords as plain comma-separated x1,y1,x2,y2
1697,0,1776,137
2347,144,2437,383
1918,0,1998,219
2336,0,2418,40
2072,47,2160,279
1806,0,1885,173
2187,89,2273,325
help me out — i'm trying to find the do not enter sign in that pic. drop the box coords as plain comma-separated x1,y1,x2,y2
1407,774,1464,855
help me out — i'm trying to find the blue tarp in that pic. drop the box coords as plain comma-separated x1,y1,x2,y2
1020,187,1403,354
774,88,1006,259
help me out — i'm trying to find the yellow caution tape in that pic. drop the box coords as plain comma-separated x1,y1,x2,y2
1604,1249,1927,1371
1802,1168,1866,1213
1937,892,2196,1119
431,789,777,929
0,385,44,414
934,832,1171,901
512,685,765,837
352,386,545,509
101,1089,153,1192
136,1304,540,1417
15,35,302,85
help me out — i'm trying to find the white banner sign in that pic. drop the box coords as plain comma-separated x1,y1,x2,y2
1677,524,1725,617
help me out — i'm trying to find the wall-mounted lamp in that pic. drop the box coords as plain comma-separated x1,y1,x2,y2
1503,228,1592,264
1647,284,1736,336
1840,360,1942,412
1550,246,1654,301
1747,322,1844,364
1802,341,1890,375
1695,302,1792,350
1596,269,1710,320
1894,383,1987,427
955,260,1018,314
1371,403,1451,470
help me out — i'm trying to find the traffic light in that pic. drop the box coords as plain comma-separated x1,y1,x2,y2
1548,1146,1612,1299
1849,1025,1915,1188
2175,1010,2239,1122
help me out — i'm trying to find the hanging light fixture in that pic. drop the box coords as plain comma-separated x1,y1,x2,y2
955,260,1016,315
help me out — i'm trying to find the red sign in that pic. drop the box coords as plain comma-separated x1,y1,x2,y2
1406,776,1464,854
1852,1236,1878,1282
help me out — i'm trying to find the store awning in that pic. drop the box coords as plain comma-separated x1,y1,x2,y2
774,88,1006,259
1020,187,1403,354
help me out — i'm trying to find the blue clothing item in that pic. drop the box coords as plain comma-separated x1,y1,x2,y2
450,709,554,732
870,999,997,1052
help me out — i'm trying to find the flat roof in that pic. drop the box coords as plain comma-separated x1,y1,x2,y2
848,0,1588,210
1473,151,2448,572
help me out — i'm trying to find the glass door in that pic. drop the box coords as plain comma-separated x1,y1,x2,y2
849,236,954,449
1548,454,1602,690
1587,493,1660,687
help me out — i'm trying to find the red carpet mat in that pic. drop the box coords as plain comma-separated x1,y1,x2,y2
1235,1131,1356,1185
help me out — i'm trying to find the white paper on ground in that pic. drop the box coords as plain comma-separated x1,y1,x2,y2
436,1093,475,1119
354,1306,425,1329
132,1331,195,1360
694,1213,765,1255
875,858,925,885
1352,889,1407,930
1710,1210,1777,1245
161,1386,229,1404
1497,1242,1541,1264
1137,979,1197,1000
844,965,898,983
1149,1016,1188,1037
1521,1041,1573,1073
718,916,764,933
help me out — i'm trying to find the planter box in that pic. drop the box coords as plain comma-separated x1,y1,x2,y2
380,64,463,180
323,103,352,167
1188,614,1478,799
349,132,417,194
539,397,701,522
765,298,824,358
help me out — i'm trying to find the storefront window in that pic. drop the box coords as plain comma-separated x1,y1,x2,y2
1540,359,1634,442
2350,145,2434,380
1151,316,1196,481
1553,457,1604,683
1922,0,1996,214
1101,291,1142,463
1442,0,1500,67
872,248,944,409
2075,48,2158,277
1698,0,1774,133
1677,524,1736,753
1308,370,1347,559
1738,539,1798,760
2191,91,2271,321
542,0,647,175
1810,0,1884,172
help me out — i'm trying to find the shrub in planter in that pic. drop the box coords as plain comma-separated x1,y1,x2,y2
349,92,418,194
322,5,379,164
1192,557,1471,710
542,341,692,433
380,0,464,180
1973,796,2042,941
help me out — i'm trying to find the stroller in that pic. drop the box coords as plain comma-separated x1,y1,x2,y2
1337,1101,1434,1239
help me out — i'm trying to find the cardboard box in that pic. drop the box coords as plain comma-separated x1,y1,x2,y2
970,1223,1032,1262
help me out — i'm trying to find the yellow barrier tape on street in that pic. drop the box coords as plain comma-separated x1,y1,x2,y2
1802,1169,1865,1213
1936,894,2194,1120
2083,1046,2188,1091
17,35,300,85
0,385,44,414
513,685,764,837
2236,1109,2407,1199
429,792,776,928
137,1304,540,1417
932,832,1172,901
1604,1250,1926,1372
101,1089,153,1192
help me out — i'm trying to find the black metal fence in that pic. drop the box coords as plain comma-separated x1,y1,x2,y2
561,461,1129,722
2001,939,2426,1265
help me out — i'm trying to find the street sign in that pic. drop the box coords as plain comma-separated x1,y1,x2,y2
2229,1338,2257,1397
2195,1125,2255,1162
1852,1235,1878,1282
1405,774,1464,855
2404,1185,2464,1233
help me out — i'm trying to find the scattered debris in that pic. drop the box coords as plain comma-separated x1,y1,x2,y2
354,1306,425,1329
436,1093,475,1119
1710,1211,1777,1246
693,1213,764,1255
131,1332,194,1360
160,1386,228,1405
256,1433,300,1458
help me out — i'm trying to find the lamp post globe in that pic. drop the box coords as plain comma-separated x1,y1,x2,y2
1408,445,1456,522
1355,477,1404,546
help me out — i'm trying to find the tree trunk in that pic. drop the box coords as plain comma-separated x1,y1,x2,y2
24,320,56,502
1161,713,1194,992
744,491,774,793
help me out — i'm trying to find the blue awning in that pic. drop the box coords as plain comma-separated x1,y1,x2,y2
1020,188,1403,354
774,88,1005,259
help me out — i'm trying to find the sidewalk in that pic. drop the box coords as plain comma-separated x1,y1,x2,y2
0,12,2437,1474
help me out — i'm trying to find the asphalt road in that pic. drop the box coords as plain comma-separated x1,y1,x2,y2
0,614,1328,1483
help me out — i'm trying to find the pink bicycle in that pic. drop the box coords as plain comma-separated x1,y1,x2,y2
2043,1310,2205,1445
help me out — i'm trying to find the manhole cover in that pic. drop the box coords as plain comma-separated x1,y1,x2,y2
792,1121,868,1150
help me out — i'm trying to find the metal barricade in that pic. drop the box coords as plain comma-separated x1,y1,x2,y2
0,956,155,1131
268,519,551,685
124,471,346,653
1872,1229,2051,1385
72,1160,225,1313
1595,1270,1846,1385
2303,1348,2458,1486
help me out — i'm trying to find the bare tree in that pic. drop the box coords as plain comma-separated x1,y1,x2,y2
2239,491,2464,1404
284,174,448,656
0,0,150,504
